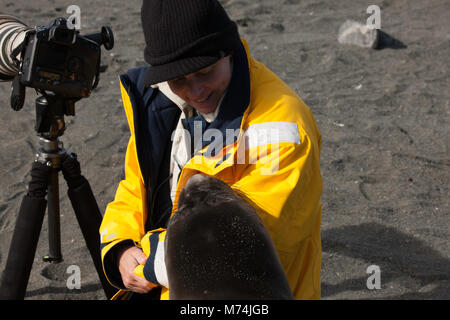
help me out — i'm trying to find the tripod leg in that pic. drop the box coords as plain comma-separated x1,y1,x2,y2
67,179,118,299
0,195,47,300
45,168,63,263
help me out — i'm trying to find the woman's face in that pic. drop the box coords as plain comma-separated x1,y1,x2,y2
168,55,232,114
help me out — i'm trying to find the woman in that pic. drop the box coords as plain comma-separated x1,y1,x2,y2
100,0,322,300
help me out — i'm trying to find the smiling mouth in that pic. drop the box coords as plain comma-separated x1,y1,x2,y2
195,93,212,104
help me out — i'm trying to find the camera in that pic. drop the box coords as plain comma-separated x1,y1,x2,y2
20,17,113,98
0,14,114,113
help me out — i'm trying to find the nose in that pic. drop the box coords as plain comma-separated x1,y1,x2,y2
187,79,205,101
185,174,208,188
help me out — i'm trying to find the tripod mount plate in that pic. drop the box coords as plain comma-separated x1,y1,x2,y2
35,137,69,169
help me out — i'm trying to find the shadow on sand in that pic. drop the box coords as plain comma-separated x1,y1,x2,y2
322,222,449,299
375,30,407,50
24,282,104,298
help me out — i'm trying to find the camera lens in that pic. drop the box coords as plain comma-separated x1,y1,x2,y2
0,14,31,80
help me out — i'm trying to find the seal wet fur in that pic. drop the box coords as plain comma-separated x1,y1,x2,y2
165,174,294,300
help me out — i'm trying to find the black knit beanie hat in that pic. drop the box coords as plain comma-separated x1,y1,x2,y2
141,0,241,86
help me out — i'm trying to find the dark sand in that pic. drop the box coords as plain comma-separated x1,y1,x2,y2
0,0,448,299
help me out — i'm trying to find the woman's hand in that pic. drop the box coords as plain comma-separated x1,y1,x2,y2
117,246,156,294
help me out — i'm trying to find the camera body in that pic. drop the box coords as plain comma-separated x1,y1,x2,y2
20,18,100,98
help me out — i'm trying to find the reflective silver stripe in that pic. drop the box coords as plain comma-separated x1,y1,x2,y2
244,121,301,149
154,238,169,288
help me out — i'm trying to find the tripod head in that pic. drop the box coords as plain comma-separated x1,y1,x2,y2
35,94,74,139
33,93,76,170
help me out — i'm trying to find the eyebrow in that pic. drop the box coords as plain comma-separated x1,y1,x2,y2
193,65,215,76
172,64,216,82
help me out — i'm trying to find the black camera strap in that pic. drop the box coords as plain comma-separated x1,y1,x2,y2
92,55,101,90
9,30,30,69
10,75,25,111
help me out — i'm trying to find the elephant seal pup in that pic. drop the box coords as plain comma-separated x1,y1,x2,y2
165,174,294,300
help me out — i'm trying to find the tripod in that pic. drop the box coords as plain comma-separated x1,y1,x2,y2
0,95,116,299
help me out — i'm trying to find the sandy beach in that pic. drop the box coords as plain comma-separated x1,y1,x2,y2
0,0,448,299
